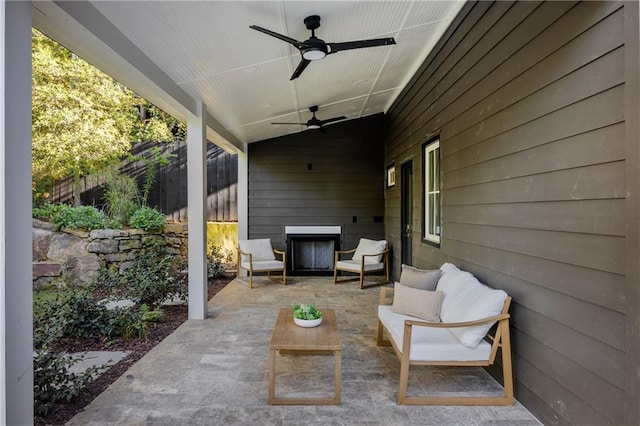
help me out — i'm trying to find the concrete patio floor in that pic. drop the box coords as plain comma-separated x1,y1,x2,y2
68,276,542,425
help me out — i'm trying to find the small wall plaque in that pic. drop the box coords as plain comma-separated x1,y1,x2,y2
386,164,396,188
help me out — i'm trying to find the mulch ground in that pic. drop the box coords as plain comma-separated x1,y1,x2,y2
35,276,232,426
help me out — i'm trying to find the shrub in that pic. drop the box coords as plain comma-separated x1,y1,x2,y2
33,286,103,416
206,244,226,279
35,204,108,231
33,281,154,343
34,348,98,416
33,203,66,220
108,306,148,341
103,174,139,226
34,285,111,339
129,206,166,231
121,238,186,308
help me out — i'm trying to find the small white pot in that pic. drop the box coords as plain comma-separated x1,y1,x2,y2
293,317,322,328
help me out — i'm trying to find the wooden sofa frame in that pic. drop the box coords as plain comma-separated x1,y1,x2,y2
377,287,514,405
236,247,287,289
333,247,390,289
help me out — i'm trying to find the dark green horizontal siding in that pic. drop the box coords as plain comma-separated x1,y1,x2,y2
248,115,385,252
384,1,632,424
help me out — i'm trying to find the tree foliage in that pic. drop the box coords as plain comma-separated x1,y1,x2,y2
31,29,185,202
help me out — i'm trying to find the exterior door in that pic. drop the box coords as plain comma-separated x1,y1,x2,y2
401,161,413,266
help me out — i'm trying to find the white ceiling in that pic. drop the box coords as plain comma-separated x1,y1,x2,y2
33,1,464,151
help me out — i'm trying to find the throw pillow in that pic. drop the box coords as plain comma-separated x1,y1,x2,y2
392,282,444,322
400,264,442,290
437,263,508,348
352,238,387,264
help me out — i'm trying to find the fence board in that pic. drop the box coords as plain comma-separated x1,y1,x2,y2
51,140,237,222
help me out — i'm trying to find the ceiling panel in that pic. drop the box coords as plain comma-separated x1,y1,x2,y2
363,89,399,116
404,0,463,28
88,1,465,146
281,1,410,41
372,23,442,94
181,59,297,127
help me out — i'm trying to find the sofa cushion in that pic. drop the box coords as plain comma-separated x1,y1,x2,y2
400,264,441,290
378,305,491,362
238,239,276,262
437,263,479,313
352,238,387,264
392,283,443,322
437,263,508,348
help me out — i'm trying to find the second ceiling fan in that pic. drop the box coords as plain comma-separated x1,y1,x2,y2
250,15,396,80
272,105,347,132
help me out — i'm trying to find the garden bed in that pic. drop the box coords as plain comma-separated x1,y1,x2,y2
34,276,232,426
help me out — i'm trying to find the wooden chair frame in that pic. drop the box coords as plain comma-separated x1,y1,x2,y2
333,247,390,289
236,247,287,289
377,287,514,405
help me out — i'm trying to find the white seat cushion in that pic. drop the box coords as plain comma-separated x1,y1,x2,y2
437,263,508,348
238,239,276,262
378,305,491,362
352,238,387,264
241,260,283,272
336,259,384,272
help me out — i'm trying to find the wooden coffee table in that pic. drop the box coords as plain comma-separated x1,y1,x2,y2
268,308,342,405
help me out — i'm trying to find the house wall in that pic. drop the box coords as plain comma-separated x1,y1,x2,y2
248,114,385,252
383,1,639,425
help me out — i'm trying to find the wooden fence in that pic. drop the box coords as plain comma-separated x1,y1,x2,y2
50,141,238,222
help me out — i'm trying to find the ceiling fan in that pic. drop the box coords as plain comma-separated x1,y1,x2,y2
271,105,347,132
250,15,396,80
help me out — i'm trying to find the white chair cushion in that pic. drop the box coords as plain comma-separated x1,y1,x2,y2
437,263,508,348
238,239,276,262
336,259,384,272
378,305,491,362
352,238,387,264
241,260,283,271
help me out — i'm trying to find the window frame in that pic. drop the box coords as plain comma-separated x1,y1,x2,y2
422,136,441,246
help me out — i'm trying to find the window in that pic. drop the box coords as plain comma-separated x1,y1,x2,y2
423,138,441,245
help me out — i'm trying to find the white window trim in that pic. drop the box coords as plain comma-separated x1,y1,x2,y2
424,139,441,244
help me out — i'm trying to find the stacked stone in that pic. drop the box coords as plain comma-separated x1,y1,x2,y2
32,219,188,288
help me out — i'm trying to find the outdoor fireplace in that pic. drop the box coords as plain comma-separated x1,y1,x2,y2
285,226,341,276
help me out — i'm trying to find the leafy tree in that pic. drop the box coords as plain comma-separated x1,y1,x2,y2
31,29,185,204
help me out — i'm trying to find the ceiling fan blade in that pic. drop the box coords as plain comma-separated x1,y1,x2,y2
327,38,396,54
319,127,327,134
249,25,303,48
319,116,347,126
271,122,306,125
290,59,311,80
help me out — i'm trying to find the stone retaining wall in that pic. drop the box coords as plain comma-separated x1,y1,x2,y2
32,219,188,288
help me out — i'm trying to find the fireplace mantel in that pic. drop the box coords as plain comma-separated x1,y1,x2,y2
285,226,341,235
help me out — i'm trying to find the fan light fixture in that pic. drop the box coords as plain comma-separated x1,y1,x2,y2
250,15,396,80
270,105,347,132
302,48,326,61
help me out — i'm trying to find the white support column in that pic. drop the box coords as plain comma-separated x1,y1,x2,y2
187,102,208,319
237,152,248,241
1,1,34,424
237,152,248,277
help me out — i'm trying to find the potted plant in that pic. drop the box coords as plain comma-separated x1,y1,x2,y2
291,303,323,328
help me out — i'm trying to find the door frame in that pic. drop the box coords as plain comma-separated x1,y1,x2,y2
400,159,413,267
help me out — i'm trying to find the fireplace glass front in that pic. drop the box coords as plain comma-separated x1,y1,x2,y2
286,234,341,276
